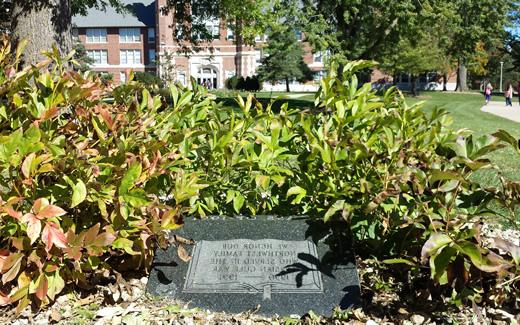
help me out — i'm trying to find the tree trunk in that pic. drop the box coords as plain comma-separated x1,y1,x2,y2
411,75,418,97
285,77,290,92
11,0,72,65
456,61,468,92
234,18,243,77
443,73,448,91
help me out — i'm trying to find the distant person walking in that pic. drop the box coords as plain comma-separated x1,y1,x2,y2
505,81,513,107
484,81,493,104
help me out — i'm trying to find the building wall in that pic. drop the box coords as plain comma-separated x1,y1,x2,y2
77,26,157,83
154,0,326,89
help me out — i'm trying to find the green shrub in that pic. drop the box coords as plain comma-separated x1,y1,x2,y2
134,71,163,89
0,38,518,312
0,39,205,311
225,75,239,90
225,75,261,92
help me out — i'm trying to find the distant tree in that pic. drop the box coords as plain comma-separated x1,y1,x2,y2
158,51,177,84
257,28,312,92
73,41,94,72
382,34,444,96
437,0,515,91
298,0,424,63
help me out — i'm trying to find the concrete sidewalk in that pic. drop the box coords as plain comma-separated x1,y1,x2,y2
481,101,520,123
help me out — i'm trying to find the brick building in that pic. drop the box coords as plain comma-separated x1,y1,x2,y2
73,0,455,91
72,0,325,88
72,0,157,83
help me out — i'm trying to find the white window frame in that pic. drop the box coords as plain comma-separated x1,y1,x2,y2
313,52,323,63
254,49,262,64
227,27,234,41
177,72,186,86
86,28,107,43
119,28,141,43
203,19,220,40
120,71,127,84
86,50,108,65
120,50,142,65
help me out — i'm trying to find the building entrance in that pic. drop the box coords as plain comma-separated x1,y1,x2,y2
197,66,218,89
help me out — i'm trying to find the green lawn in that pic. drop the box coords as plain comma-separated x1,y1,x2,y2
405,91,520,186
218,90,520,225
219,90,520,183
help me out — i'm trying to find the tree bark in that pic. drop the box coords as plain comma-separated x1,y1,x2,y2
443,73,448,91
234,18,243,77
11,0,72,65
456,61,468,92
285,77,290,92
411,75,418,97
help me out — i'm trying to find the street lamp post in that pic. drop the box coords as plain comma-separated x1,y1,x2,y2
500,61,504,93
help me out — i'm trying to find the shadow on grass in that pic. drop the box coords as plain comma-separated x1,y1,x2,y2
217,97,315,112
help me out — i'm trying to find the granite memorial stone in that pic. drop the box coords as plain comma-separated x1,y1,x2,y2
147,216,361,316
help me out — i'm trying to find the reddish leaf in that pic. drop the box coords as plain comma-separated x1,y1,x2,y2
83,224,100,244
66,228,86,247
0,292,10,306
41,222,68,252
21,213,42,244
177,244,191,262
37,205,67,219
41,107,59,121
98,107,114,130
1,253,23,284
21,153,35,179
4,206,22,220
92,232,116,247
0,249,8,270
35,274,48,301
10,238,24,250
32,198,49,214
64,246,82,261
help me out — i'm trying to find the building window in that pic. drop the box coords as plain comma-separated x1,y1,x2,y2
149,49,156,64
295,30,302,41
204,19,220,40
314,70,326,81
120,50,141,65
313,52,324,63
197,66,218,89
148,28,155,43
120,71,127,84
227,27,234,40
254,50,262,64
177,72,186,86
86,50,108,65
72,28,79,42
119,28,141,43
86,28,107,43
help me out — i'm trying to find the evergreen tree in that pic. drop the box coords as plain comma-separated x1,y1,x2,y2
257,28,312,92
